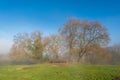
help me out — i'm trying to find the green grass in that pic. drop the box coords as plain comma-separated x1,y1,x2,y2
0,63,120,80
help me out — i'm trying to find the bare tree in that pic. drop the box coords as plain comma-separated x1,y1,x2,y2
9,33,30,59
59,18,110,62
59,19,79,61
44,35,67,63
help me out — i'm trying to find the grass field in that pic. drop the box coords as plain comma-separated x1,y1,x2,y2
0,63,120,80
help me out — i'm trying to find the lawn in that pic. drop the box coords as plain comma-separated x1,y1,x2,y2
0,63,120,80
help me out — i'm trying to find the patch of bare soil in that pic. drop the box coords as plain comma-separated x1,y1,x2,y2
113,77,120,80
48,62,75,66
22,67,31,70
16,66,31,70
52,63,67,66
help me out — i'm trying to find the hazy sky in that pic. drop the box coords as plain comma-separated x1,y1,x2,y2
0,0,120,53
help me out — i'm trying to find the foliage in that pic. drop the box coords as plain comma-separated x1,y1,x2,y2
9,18,111,64
9,31,44,62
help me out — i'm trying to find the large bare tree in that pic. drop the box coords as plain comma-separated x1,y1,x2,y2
59,18,110,62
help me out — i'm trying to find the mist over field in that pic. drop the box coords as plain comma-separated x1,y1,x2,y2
0,39,12,54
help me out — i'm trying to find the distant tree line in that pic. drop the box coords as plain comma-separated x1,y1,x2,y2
108,44,120,65
8,18,114,64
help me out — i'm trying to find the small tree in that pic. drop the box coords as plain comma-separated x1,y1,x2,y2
28,31,44,61
44,35,67,63
9,31,44,63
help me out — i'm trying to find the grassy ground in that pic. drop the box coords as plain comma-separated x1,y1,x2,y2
0,63,120,80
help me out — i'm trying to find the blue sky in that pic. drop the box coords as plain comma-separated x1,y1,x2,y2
0,0,120,53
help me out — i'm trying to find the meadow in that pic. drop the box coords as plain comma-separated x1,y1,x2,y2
0,63,120,80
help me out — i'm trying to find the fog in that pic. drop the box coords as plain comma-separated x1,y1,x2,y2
0,38,12,54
